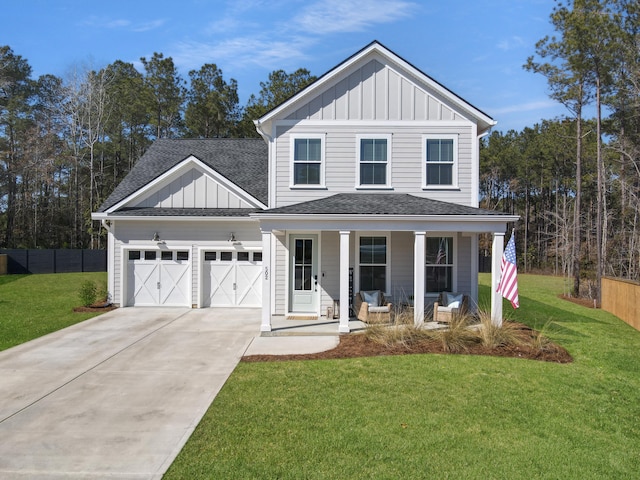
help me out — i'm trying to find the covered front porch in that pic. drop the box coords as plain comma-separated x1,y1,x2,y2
252,194,518,333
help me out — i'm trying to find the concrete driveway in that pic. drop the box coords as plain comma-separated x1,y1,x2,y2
0,307,261,479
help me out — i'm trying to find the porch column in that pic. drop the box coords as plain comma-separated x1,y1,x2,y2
339,230,350,333
491,232,504,327
261,230,272,332
414,231,426,326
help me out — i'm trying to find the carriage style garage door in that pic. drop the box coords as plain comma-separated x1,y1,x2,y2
126,249,191,306
203,250,262,307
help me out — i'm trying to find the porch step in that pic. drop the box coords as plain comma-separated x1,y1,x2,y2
285,315,319,320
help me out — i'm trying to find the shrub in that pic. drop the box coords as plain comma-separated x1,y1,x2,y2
429,312,479,353
477,309,525,348
78,280,97,307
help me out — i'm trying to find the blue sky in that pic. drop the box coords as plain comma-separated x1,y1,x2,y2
4,0,568,132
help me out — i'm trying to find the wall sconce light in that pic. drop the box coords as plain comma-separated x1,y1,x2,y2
229,232,236,242
152,232,162,243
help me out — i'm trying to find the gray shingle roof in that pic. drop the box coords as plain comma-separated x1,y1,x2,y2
109,207,261,217
98,138,268,212
258,193,508,216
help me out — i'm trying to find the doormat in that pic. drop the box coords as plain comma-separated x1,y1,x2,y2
286,315,319,320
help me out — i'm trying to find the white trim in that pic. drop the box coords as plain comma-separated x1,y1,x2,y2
105,155,267,213
355,134,392,189
354,232,392,296
273,119,472,128
289,134,326,188
422,134,459,189
95,215,259,222
285,231,322,316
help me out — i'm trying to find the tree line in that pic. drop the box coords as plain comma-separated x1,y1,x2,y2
1,0,639,301
483,0,640,299
0,47,315,250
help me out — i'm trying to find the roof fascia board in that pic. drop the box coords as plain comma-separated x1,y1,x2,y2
253,213,519,233
94,215,259,222
106,155,267,213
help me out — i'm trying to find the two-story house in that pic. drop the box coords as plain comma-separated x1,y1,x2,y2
93,41,518,332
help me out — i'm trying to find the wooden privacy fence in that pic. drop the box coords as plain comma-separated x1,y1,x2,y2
601,277,640,332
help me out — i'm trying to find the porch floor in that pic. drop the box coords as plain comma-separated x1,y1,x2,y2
262,316,448,336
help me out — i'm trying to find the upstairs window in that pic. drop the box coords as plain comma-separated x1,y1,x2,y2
292,136,323,186
424,136,457,188
358,136,391,188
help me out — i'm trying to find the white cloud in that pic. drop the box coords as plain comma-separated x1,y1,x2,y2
497,36,526,51
81,16,165,32
172,36,315,72
293,0,417,33
491,100,558,115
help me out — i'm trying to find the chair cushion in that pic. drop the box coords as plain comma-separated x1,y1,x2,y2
368,306,390,313
438,306,454,313
361,290,381,306
444,292,463,307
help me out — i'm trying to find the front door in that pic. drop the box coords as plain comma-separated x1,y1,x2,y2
289,234,318,313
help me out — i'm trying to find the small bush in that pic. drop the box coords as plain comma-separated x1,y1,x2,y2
477,309,525,348
78,280,97,307
430,313,479,352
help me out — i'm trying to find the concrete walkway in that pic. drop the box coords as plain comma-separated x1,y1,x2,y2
0,307,267,479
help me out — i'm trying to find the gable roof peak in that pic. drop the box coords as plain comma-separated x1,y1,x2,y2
255,40,496,136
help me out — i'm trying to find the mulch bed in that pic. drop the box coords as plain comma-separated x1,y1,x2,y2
559,294,599,309
73,304,118,313
243,322,573,364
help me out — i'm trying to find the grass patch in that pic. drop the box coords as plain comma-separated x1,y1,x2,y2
165,273,640,479
0,272,107,351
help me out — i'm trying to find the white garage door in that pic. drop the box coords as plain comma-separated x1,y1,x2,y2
203,250,262,307
126,249,190,306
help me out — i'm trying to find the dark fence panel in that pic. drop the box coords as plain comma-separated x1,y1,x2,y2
0,249,106,274
479,255,492,273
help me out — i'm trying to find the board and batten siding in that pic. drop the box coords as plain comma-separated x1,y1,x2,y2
274,123,475,207
134,167,254,209
286,58,466,123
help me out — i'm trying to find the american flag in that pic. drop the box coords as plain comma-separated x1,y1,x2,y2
497,231,519,309
435,238,446,264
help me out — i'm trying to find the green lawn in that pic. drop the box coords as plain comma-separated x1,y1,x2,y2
165,274,640,479
0,272,107,351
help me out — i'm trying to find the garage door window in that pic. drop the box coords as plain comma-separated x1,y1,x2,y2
204,252,216,261
161,251,173,261
129,250,141,260
177,251,189,261
253,252,262,262
238,252,249,262
144,251,156,260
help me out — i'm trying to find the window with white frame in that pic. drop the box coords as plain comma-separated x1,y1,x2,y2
424,136,457,187
292,136,323,186
425,236,454,293
358,235,388,292
358,136,390,187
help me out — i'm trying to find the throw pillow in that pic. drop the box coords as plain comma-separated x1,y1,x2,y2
361,290,381,306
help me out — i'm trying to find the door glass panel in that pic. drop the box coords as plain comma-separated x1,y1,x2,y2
161,251,173,261
177,251,189,261
220,251,232,261
129,250,141,260
144,251,157,260
294,239,313,291
238,252,249,262
204,251,216,261
253,252,262,262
